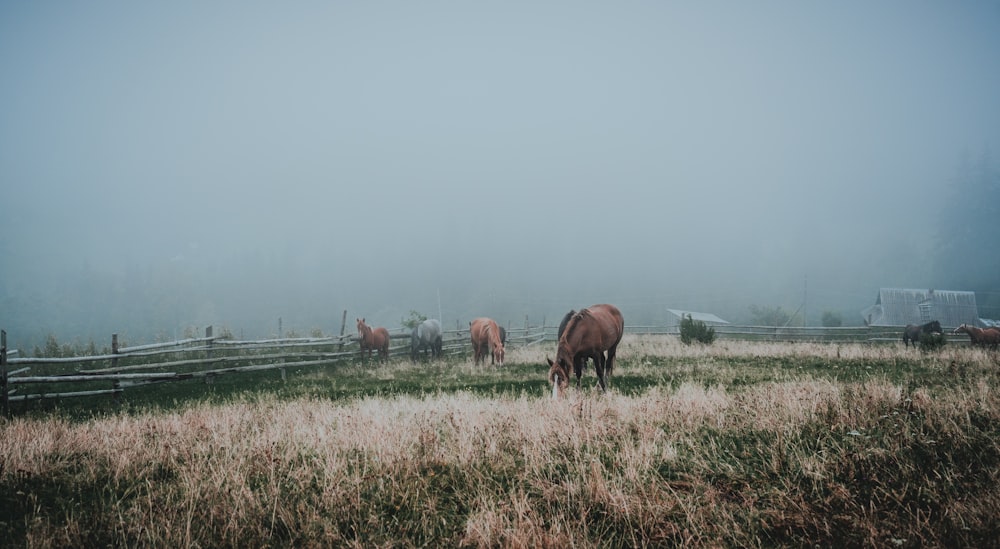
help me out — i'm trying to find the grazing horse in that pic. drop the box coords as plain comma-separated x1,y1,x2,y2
356,318,390,363
902,320,942,348
410,319,443,362
470,317,505,366
953,324,1000,351
547,304,624,398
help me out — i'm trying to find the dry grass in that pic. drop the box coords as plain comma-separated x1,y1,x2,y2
2,336,1000,547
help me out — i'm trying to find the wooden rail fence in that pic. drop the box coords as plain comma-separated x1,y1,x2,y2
0,320,976,415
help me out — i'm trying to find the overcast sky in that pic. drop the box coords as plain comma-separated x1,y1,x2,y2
2,2,999,339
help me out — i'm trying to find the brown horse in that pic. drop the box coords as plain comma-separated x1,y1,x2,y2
547,303,624,398
470,317,504,366
953,324,1000,351
357,317,390,362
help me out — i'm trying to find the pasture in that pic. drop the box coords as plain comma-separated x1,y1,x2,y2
2,336,999,547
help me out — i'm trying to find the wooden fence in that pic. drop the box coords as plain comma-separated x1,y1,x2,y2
0,321,974,415
0,321,548,414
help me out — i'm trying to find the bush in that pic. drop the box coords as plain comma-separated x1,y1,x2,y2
919,332,947,352
680,314,716,345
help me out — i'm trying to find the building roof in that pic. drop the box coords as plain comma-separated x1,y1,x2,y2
666,309,730,325
861,288,979,328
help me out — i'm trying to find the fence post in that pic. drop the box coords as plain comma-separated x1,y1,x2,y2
338,310,348,352
2,330,8,417
200,328,214,384
111,333,121,402
205,326,214,369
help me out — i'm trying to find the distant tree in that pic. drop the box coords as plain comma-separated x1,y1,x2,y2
401,310,427,330
934,148,1000,317
748,305,797,327
821,311,843,327
43,334,61,358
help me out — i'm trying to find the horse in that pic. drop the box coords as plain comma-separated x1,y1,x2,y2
356,317,390,363
470,317,504,366
902,320,942,348
547,304,624,398
410,319,443,362
953,324,1000,351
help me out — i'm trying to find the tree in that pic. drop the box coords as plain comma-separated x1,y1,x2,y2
821,311,843,327
934,149,1000,298
401,310,427,330
748,304,798,327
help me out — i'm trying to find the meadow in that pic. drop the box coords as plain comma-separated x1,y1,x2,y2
2,336,999,547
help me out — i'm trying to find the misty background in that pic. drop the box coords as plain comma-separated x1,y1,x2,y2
2,2,999,350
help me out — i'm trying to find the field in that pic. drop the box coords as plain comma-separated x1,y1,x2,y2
2,336,999,547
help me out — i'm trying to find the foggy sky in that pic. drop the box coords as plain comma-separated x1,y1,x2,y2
2,2,999,343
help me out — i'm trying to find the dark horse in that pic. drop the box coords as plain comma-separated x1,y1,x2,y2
902,320,942,348
357,317,390,363
470,317,504,366
547,304,624,398
410,319,443,362
953,324,1000,351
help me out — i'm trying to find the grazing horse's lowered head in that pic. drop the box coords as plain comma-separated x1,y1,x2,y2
903,320,942,348
357,317,390,363
547,304,624,398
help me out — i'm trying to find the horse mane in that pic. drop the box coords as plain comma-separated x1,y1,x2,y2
557,310,576,341
559,309,592,345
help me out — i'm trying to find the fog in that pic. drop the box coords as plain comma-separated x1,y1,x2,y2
2,2,999,346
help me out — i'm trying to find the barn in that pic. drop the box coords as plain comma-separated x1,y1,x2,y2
861,288,980,328
666,309,730,329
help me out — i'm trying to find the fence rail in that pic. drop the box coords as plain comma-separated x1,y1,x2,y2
0,320,977,414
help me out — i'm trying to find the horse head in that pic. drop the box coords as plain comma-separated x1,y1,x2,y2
357,318,371,341
545,357,569,398
492,340,505,366
547,355,570,399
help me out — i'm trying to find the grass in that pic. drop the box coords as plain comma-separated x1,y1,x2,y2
2,336,999,547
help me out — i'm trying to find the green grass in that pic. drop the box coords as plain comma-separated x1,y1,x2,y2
3,336,999,547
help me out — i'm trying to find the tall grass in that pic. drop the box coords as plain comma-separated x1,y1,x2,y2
2,336,999,547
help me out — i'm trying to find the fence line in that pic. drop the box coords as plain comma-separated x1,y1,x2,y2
0,320,975,414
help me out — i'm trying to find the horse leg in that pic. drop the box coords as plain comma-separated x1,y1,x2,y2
606,344,618,386
594,352,607,392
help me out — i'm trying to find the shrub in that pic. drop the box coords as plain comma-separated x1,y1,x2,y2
680,314,716,345
919,332,947,352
